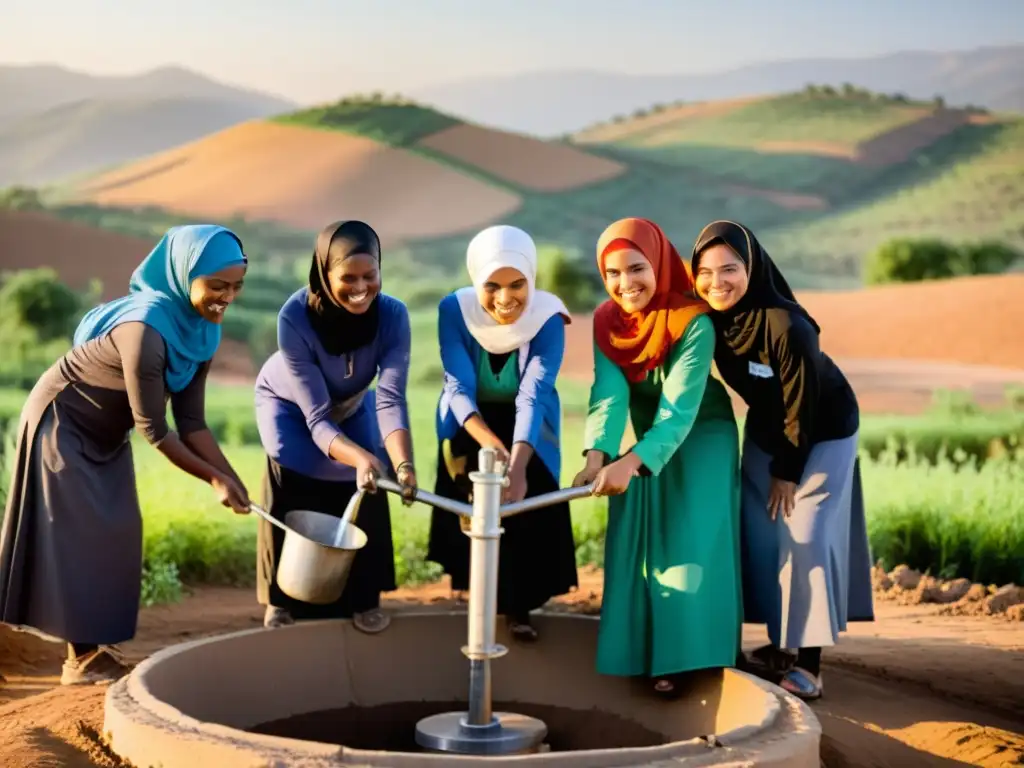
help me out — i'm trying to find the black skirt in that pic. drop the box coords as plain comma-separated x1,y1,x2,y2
425,400,579,616
256,457,397,620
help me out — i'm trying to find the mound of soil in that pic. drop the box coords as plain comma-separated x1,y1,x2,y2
873,563,1024,621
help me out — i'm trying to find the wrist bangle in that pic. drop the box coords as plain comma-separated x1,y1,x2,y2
396,461,414,473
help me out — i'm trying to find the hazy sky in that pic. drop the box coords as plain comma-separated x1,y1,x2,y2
3,0,1022,103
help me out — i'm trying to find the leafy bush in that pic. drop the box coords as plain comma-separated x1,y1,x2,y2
0,186,45,211
535,246,601,313
0,268,84,342
863,237,962,284
864,236,1021,285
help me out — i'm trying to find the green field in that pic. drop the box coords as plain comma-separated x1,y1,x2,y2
3,366,1023,606
272,96,461,147
590,92,931,148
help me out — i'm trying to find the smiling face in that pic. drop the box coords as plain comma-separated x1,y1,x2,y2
693,243,749,311
478,266,528,324
602,248,657,313
189,264,247,323
327,252,380,315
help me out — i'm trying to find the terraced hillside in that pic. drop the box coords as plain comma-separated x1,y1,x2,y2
574,90,1024,278
16,89,1020,299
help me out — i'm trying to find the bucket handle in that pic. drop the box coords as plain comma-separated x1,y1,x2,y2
248,489,365,546
248,502,292,534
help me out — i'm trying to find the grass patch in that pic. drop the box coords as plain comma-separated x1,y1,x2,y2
586,93,929,150
273,99,461,147
765,120,1024,268
3,368,1023,603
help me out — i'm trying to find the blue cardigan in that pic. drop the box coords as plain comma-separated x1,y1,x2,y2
435,292,565,482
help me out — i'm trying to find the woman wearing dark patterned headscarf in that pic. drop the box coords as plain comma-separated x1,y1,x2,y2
253,220,416,634
690,220,875,701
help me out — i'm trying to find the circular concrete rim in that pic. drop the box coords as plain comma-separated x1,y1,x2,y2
103,612,822,767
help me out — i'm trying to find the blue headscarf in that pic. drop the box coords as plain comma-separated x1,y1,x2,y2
73,224,247,392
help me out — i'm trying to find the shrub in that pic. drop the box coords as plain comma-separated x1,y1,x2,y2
0,186,44,211
864,237,1021,285
535,246,600,313
863,237,961,284
0,268,83,342
958,241,1021,275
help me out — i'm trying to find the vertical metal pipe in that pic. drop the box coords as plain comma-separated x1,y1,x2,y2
466,659,491,725
464,447,503,726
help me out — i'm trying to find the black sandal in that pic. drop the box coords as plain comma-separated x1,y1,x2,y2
747,644,796,675
509,615,538,642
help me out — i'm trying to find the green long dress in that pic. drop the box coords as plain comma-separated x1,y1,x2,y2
584,314,743,677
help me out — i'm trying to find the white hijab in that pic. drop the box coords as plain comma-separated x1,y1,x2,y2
454,225,571,356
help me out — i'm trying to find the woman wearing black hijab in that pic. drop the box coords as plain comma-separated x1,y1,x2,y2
690,220,874,701
253,220,416,632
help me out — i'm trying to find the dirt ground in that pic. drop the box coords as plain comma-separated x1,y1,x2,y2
2,568,1022,768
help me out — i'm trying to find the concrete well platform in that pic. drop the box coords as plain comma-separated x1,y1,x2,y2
103,612,821,767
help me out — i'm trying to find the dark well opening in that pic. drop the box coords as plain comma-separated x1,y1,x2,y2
251,701,667,752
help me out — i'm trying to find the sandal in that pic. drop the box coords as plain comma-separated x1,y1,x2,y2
264,606,294,628
354,609,391,634
652,672,685,699
780,667,823,701
509,620,538,643
61,645,133,686
747,643,796,674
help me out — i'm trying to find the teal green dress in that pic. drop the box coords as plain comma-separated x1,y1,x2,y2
584,314,743,677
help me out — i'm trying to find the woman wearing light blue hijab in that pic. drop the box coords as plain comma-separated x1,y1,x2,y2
0,224,250,686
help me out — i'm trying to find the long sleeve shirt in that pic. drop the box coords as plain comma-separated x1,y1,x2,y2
712,308,859,483
435,292,566,482
254,288,411,482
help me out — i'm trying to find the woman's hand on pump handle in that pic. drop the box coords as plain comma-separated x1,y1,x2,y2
591,453,642,497
211,473,251,514
572,450,604,489
355,452,387,492
396,461,418,507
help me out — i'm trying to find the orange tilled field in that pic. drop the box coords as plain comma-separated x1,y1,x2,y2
562,274,1024,376
417,123,626,191
0,208,149,300
73,121,523,241
561,274,1024,414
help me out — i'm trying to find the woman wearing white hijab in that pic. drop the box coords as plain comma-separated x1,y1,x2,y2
427,224,578,641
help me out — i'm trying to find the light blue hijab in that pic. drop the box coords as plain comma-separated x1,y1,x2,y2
73,224,247,392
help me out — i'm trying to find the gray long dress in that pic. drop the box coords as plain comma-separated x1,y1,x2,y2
740,433,875,650
0,321,208,646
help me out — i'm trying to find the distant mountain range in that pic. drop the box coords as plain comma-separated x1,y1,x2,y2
0,64,296,186
410,45,1024,136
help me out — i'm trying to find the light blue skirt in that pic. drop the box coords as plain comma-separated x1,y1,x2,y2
740,432,875,649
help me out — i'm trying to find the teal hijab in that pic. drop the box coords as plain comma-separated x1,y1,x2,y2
73,224,247,392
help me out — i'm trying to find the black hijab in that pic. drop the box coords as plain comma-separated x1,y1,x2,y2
690,220,819,355
306,220,382,356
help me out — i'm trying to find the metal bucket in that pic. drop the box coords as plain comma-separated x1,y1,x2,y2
249,491,367,605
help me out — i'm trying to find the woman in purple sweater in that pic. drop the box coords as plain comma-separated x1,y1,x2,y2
254,220,416,633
